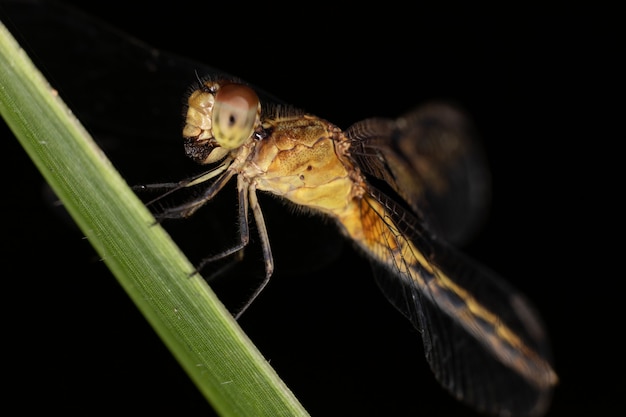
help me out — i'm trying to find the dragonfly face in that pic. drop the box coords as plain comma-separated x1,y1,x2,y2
148,78,558,417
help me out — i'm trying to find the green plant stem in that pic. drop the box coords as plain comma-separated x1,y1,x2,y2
0,19,308,417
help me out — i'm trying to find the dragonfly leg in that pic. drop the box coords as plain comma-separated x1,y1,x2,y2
191,176,273,319
194,174,251,274
232,183,274,319
155,169,236,220
134,159,233,215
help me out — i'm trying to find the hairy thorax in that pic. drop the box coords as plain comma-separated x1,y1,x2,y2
246,114,364,217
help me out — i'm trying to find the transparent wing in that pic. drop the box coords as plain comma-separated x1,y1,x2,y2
0,0,340,275
345,111,556,416
361,188,556,417
0,0,285,152
347,102,491,246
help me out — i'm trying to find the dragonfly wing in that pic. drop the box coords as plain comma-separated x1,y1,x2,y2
0,0,341,275
371,261,553,416
347,102,491,246
0,0,286,147
363,188,555,417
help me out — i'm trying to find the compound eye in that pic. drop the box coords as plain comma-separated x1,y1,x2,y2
212,83,260,149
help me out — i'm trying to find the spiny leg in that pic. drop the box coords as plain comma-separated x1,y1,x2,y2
194,174,251,275
138,166,274,319
232,183,274,319
156,169,236,220
133,159,232,210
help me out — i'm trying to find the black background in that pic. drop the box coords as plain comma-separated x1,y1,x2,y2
1,1,619,415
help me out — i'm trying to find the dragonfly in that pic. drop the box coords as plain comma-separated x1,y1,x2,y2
139,76,558,417
1,1,557,415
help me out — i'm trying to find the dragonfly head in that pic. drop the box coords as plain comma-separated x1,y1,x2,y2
183,80,261,164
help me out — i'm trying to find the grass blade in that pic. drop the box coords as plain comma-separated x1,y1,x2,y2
0,19,308,417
